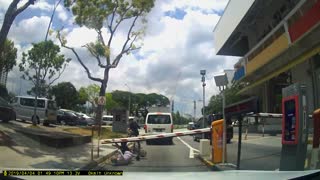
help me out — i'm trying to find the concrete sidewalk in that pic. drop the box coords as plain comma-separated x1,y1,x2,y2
0,122,117,170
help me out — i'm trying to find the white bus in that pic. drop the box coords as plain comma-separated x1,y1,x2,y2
11,96,57,125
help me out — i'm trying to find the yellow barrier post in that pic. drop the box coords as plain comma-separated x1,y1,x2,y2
212,119,224,163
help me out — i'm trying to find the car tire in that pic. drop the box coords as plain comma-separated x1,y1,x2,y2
43,122,49,126
227,139,231,144
32,116,40,124
61,120,66,126
168,138,173,145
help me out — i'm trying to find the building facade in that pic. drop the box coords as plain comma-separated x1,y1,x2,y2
214,0,320,115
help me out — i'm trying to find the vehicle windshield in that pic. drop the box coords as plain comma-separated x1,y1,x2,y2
1,0,320,178
147,115,171,124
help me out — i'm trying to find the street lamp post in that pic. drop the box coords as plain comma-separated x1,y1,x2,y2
214,72,229,164
125,84,131,115
200,70,206,139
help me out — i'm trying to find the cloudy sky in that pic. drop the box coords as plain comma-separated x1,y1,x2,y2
0,0,238,117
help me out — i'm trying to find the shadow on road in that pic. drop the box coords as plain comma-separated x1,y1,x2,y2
0,121,100,169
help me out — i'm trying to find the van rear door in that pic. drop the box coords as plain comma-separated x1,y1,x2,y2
146,113,172,134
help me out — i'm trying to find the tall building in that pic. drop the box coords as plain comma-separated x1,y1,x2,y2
214,0,320,115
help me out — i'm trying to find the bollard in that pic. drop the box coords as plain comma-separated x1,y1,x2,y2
310,109,320,169
199,139,210,157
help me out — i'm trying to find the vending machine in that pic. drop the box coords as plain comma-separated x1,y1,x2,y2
280,83,309,171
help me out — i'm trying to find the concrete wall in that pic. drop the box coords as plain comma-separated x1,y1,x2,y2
291,60,315,114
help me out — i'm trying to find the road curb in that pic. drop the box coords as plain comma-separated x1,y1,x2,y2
196,155,220,171
79,149,119,170
79,142,134,170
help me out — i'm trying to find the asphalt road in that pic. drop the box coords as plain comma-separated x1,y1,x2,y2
94,135,211,172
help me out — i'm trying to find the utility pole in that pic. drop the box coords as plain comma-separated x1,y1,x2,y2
200,70,206,139
193,100,196,122
125,84,131,116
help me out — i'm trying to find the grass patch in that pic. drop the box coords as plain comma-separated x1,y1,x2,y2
62,127,126,139
27,125,42,129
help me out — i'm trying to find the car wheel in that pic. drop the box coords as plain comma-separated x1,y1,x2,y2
227,139,231,144
146,140,151,145
43,122,49,126
32,116,40,124
168,138,173,145
61,120,66,126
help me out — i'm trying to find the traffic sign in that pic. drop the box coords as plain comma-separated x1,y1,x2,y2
98,96,106,105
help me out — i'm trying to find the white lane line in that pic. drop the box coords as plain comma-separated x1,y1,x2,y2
189,149,194,158
177,137,199,159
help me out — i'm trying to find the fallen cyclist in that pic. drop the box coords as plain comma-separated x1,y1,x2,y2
111,142,134,166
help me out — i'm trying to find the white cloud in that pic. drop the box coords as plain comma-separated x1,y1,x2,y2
29,0,52,11
161,0,228,12
56,4,68,22
8,16,50,44
6,0,235,117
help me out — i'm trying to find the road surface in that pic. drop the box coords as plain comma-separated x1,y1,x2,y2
94,135,211,172
96,127,283,171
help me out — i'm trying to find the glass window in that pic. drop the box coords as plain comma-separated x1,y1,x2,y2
147,115,171,124
20,98,34,107
37,100,45,108
48,101,57,110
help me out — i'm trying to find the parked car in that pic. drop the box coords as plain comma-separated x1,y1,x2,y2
102,115,113,125
187,122,195,130
0,97,16,123
75,112,95,126
57,109,78,126
193,117,233,143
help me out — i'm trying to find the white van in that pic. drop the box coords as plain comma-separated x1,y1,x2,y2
144,112,173,145
12,96,57,125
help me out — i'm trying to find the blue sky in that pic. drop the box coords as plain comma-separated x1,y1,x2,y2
0,0,237,118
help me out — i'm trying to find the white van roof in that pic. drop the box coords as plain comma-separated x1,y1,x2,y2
16,96,51,101
147,112,171,115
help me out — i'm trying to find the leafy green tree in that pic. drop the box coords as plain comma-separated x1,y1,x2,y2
0,39,17,76
82,84,100,111
58,0,155,135
78,87,89,105
0,0,36,53
19,40,70,125
105,93,119,113
50,82,78,109
0,84,8,99
19,40,71,97
206,82,249,115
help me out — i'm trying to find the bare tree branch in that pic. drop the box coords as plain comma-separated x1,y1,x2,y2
45,0,62,41
83,44,107,68
48,63,67,86
13,0,36,17
108,0,118,33
110,12,141,68
107,5,133,47
96,29,106,46
57,31,103,83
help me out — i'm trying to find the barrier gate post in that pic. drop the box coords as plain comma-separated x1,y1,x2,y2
211,119,223,163
310,109,320,169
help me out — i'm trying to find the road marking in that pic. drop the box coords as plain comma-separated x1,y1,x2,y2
177,137,199,159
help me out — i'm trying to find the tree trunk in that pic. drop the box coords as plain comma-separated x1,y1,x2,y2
96,67,109,137
0,4,16,53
